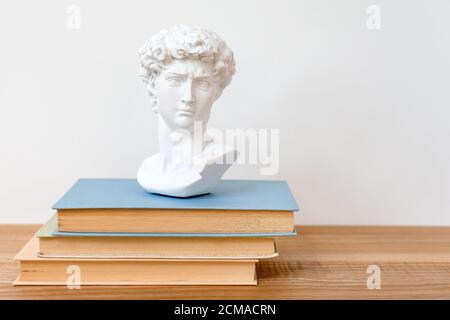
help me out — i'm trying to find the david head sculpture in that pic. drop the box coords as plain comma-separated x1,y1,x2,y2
137,25,238,197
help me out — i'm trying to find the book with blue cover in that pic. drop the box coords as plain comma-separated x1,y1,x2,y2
54,179,299,233
53,179,299,211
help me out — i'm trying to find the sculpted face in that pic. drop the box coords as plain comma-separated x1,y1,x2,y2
138,26,238,197
155,59,219,130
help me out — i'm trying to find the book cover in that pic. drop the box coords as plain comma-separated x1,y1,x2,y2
52,179,300,211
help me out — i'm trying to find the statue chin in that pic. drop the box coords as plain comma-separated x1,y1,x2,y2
137,148,238,198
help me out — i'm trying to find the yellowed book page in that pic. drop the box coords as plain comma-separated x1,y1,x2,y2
14,237,257,286
39,236,278,259
58,209,294,233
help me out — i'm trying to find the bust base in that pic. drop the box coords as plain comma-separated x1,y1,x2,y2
137,150,237,198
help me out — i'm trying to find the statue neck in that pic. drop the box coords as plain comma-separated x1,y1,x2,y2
157,117,207,162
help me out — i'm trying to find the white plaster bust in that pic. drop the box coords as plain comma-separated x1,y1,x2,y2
137,25,238,197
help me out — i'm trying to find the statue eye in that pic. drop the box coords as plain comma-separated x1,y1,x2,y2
167,76,183,86
196,80,210,90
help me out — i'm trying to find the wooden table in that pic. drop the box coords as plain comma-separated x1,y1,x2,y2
1,225,449,299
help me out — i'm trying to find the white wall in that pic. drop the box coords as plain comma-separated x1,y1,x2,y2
1,0,449,225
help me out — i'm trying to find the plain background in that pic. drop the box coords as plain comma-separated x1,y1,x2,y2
1,0,449,225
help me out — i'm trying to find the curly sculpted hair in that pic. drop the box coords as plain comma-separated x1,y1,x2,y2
139,25,236,109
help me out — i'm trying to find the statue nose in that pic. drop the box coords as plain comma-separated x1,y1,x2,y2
181,96,194,105
181,80,195,105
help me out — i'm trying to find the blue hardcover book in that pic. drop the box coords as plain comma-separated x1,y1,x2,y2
53,179,299,211
53,179,299,234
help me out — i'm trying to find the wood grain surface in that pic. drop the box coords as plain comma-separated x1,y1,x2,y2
1,224,449,299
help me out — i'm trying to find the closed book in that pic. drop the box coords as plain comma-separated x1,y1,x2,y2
53,179,299,233
37,214,280,259
14,237,257,286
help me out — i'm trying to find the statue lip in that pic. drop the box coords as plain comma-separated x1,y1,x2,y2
177,110,195,116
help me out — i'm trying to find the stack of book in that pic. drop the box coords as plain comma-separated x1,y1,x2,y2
14,179,299,285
